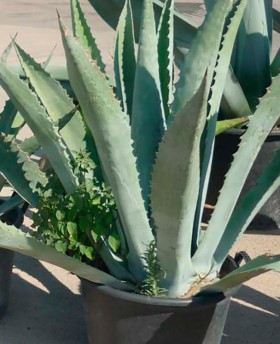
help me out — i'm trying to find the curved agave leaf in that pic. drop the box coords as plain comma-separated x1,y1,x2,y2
231,0,271,109
14,43,93,157
201,254,280,295
215,117,249,135
193,0,249,252
214,149,280,268
221,66,252,119
0,62,78,194
114,0,136,116
0,222,134,290
71,0,106,73
99,238,135,282
193,73,280,275
151,77,208,297
0,195,24,216
157,0,174,118
0,133,47,205
171,0,234,116
131,0,165,210
59,18,153,281
19,136,40,154
87,0,197,52
0,100,18,135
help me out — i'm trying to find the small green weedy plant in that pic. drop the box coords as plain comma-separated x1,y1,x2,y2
0,0,279,298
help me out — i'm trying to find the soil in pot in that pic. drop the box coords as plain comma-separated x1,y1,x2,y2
206,128,280,229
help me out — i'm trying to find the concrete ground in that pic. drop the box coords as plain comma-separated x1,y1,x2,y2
0,1,279,343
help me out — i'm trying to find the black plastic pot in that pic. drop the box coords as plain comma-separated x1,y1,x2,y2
207,128,280,229
0,199,25,319
81,281,236,344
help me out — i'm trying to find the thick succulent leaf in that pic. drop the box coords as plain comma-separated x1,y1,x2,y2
193,74,280,275
157,0,174,118
114,0,136,116
151,78,208,297
41,45,57,69
273,8,280,33
214,149,280,268
0,195,24,216
19,136,40,154
201,255,280,295
14,43,92,156
71,0,106,73
215,117,249,135
131,0,165,210
0,134,47,205
171,0,234,116
220,66,252,119
193,0,249,251
0,222,134,290
87,0,197,53
0,100,18,134
99,239,135,282
231,0,271,109
60,19,153,281
271,48,280,77
0,62,78,194
1,34,17,63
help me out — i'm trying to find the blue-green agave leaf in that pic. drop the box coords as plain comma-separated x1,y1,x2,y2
0,62,78,194
1,34,18,63
19,136,40,154
0,133,47,205
157,0,174,118
231,0,271,109
151,77,208,297
193,0,249,251
201,254,280,294
59,18,153,281
71,0,106,73
14,42,93,157
221,66,252,119
193,74,280,275
171,0,234,116
0,195,24,217
0,222,134,290
99,238,135,282
214,148,280,268
131,0,165,210
114,0,136,116
87,0,197,53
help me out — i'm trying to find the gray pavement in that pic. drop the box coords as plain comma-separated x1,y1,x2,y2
0,1,279,344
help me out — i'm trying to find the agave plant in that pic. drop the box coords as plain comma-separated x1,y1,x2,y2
0,0,279,298
89,0,280,120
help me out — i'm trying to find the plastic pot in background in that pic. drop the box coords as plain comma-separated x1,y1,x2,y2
207,128,280,229
0,199,25,319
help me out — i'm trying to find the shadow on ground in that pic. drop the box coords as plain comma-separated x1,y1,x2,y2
223,285,280,344
0,254,87,344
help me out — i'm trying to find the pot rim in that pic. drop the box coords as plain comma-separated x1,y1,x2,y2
81,279,238,307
